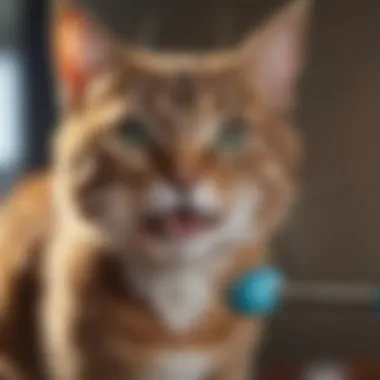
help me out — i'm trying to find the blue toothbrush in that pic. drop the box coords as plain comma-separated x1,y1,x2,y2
228,266,380,316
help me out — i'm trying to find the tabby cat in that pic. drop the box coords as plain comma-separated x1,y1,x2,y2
0,0,312,379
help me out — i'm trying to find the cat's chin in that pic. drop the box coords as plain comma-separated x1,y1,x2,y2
139,230,215,260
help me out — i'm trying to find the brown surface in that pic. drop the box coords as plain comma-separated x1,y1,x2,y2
261,358,380,380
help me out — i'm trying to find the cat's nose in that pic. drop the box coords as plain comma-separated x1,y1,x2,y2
172,174,195,192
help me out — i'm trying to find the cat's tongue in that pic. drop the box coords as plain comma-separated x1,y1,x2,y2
166,213,206,237
145,208,216,238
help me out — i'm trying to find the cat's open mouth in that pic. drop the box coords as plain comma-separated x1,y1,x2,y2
142,207,220,239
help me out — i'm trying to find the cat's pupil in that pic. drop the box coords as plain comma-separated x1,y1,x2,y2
218,118,248,149
120,119,149,147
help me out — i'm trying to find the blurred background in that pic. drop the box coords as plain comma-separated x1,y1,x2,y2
2,0,380,370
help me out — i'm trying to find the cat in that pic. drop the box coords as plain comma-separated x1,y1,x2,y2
0,0,312,379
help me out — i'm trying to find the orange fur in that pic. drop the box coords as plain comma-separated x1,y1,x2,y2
0,1,312,379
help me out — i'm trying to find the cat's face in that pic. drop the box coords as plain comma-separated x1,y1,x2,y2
54,0,311,264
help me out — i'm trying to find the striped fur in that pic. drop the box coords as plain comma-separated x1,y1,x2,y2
0,1,312,379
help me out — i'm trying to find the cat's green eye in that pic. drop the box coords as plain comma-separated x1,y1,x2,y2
119,118,150,148
216,118,249,151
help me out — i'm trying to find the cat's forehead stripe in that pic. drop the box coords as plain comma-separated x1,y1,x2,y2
167,73,197,109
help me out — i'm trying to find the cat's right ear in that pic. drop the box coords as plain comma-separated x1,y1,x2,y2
53,10,120,111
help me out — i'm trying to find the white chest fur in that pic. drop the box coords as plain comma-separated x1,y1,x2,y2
128,265,216,333
147,350,218,380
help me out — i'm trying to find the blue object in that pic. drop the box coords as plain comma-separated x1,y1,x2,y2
227,266,285,316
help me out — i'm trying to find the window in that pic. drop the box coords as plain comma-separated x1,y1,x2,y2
0,0,55,193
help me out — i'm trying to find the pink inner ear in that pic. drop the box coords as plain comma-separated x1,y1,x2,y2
82,21,113,76
258,27,303,108
242,0,312,110
56,13,89,100
56,11,113,105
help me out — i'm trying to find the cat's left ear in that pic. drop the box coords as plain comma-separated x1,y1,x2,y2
54,10,121,110
239,0,313,111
